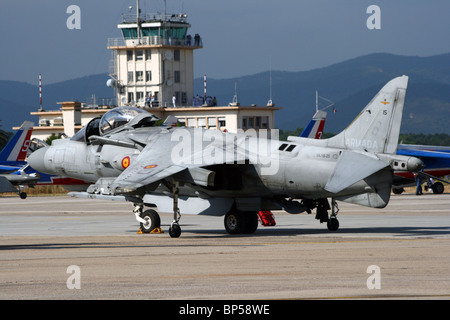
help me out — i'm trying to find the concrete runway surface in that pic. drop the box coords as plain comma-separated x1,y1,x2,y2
0,193,449,300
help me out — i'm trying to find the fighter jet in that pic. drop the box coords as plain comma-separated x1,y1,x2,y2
0,121,40,198
29,76,424,237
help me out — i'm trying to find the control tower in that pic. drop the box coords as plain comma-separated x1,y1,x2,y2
107,1,202,108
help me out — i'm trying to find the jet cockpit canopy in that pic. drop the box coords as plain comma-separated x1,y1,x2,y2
71,106,160,143
100,106,147,135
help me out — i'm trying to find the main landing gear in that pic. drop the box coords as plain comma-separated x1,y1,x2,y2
224,209,259,235
314,198,340,231
168,180,182,238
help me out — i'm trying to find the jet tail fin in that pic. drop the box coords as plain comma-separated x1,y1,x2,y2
0,121,34,162
300,110,326,139
327,76,408,154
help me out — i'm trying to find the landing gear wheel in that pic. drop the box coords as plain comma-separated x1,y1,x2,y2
392,187,404,194
169,223,181,238
139,209,161,233
327,217,339,231
432,182,444,194
224,211,259,234
19,192,27,199
224,211,244,234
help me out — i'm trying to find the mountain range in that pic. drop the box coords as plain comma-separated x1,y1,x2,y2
1,53,450,134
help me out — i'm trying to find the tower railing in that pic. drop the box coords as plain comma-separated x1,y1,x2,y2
107,35,202,48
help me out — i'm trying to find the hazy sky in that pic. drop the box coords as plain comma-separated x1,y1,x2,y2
1,0,450,85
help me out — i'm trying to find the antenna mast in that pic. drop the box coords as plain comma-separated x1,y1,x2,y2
136,0,141,41
39,74,43,111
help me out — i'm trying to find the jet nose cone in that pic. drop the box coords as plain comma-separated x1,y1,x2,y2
407,156,425,172
28,147,48,173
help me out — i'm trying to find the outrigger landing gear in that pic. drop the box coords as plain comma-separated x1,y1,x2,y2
315,198,340,231
168,180,182,238
327,198,340,231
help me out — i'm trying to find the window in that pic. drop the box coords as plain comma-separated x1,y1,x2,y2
255,116,261,128
127,92,134,104
187,118,195,127
262,116,269,129
197,117,206,128
137,92,144,103
146,71,152,82
248,117,254,128
174,50,180,61
242,117,247,129
181,92,187,104
174,71,180,83
136,50,143,61
208,117,217,129
145,49,151,60
218,117,226,127
279,143,288,151
127,50,133,61
136,71,144,82
127,71,134,83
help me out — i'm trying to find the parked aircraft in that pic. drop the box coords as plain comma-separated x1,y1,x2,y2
393,145,450,194
29,76,424,237
0,121,39,198
0,121,33,168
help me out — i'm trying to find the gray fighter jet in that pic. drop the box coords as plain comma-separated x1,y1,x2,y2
28,76,424,237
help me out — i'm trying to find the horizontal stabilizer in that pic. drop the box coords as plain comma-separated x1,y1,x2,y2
325,151,388,193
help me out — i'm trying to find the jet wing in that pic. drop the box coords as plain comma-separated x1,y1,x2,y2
325,151,388,194
109,130,248,194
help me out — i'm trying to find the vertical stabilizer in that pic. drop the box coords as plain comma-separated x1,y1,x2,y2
328,76,408,154
300,110,327,139
0,121,34,162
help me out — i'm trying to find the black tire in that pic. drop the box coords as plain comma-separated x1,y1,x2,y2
243,213,258,234
139,209,161,233
327,217,339,231
19,192,27,199
392,187,404,194
432,182,444,194
169,224,181,238
224,211,244,234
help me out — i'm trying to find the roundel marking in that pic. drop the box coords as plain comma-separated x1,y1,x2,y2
121,156,130,169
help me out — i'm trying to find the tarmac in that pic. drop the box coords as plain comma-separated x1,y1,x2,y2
1,192,450,300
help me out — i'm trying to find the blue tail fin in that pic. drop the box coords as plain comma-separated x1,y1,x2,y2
300,110,327,139
0,121,34,164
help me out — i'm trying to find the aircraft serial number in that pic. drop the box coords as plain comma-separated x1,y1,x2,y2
316,153,339,159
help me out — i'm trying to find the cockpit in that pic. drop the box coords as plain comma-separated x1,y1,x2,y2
71,106,160,142
99,106,147,135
